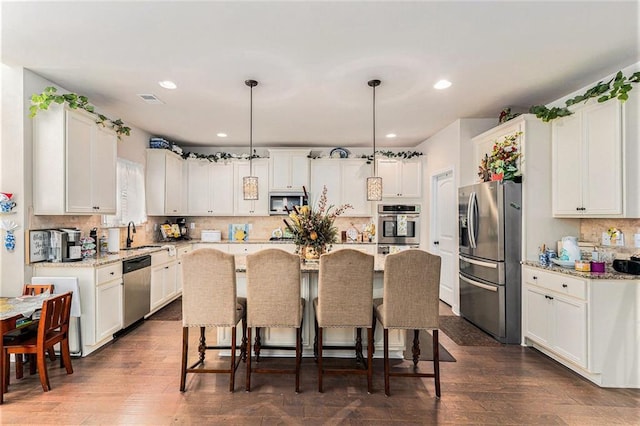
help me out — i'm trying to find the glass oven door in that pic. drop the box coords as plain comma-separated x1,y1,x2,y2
378,214,420,245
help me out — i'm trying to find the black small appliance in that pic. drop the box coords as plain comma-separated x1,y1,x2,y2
176,217,191,240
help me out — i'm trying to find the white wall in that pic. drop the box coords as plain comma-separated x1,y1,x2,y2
416,118,495,313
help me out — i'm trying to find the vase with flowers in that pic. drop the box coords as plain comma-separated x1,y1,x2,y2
478,131,522,182
284,186,352,260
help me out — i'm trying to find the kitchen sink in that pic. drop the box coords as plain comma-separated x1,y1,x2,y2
121,245,162,251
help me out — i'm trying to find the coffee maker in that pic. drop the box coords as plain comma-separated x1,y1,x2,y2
49,228,82,262
176,218,191,240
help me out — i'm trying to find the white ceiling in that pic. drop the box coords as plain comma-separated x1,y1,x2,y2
2,1,638,149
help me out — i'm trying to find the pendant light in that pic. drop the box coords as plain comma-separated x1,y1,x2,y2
366,79,383,201
243,79,259,200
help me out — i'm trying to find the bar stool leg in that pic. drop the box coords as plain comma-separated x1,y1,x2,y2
433,329,441,398
384,328,390,396
318,327,323,393
412,329,421,368
246,327,252,392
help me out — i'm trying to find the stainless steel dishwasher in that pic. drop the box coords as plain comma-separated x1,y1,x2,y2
122,255,152,328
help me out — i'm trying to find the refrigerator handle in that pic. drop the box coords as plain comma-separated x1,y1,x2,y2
460,274,498,292
459,255,497,269
468,192,477,248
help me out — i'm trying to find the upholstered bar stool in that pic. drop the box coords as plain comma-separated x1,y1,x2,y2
245,249,304,392
180,248,247,392
314,249,374,393
374,249,442,397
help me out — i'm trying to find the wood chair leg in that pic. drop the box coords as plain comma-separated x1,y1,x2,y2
198,327,206,364
29,354,37,375
229,326,236,392
384,328,390,396
433,329,441,398
241,315,248,362
180,327,188,392
367,327,373,394
59,339,73,374
295,327,301,393
317,327,323,393
15,355,24,379
4,351,9,393
412,329,421,368
246,327,252,392
355,328,364,364
254,327,262,362
36,349,51,392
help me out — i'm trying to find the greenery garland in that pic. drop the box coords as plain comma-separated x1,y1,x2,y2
181,150,262,162
29,86,131,139
530,71,640,122
359,150,423,163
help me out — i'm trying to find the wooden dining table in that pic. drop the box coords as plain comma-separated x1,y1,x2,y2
0,293,51,404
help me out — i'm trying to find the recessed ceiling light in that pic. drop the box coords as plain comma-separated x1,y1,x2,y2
216,133,228,138
386,133,397,138
434,80,452,90
158,80,177,89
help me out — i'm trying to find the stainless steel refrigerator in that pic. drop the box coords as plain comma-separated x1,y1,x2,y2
458,180,522,344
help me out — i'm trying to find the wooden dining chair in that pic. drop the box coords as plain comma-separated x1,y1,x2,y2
374,249,442,397
245,248,304,392
10,284,56,380
180,248,247,392
314,249,374,393
3,292,74,392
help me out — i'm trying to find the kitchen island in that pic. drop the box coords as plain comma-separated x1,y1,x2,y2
31,241,401,358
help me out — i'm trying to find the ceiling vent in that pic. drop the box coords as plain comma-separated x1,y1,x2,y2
137,94,164,104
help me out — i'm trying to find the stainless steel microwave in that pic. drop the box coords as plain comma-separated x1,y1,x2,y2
269,192,307,215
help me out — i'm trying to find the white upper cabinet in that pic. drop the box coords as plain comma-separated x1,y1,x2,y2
146,149,184,216
187,160,234,216
552,98,633,217
376,159,422,198
269,149,310,191
234,159,269,215
33,103,117,215
310,159,372,216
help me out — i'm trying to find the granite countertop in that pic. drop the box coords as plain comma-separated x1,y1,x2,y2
31,240,378,268
522,260,638,281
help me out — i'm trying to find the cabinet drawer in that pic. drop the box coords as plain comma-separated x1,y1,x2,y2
97,262,122,284
152,250,173,265
524,268,587,300
177,245,192,258
227,244,267,255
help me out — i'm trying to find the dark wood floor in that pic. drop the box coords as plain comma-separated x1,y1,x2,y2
2,304,639,425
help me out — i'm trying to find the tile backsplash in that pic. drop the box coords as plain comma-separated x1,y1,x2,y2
30,215,375,247
580,218,640,258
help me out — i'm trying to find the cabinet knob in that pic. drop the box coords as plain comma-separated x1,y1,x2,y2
110,272,114,275
533,276,537,280
562,283,568,288
433,241,440,245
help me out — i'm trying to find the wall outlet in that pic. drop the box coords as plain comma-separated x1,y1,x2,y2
601,232,611,246
634,233,640,248
189,222,195,230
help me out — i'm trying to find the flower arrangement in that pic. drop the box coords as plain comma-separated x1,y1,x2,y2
284,186,352,257
478,131,522,182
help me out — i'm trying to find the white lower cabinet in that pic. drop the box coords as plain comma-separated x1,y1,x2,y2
96,274,124,342
524,284,586,367
523,266,639,387
33,261,123,357
150,251,178,313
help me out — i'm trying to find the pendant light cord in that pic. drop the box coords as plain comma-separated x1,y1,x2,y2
372,83,376,177
368,79,381,177
245,79,258,176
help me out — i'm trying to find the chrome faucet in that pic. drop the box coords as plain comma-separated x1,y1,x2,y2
126,221,136,248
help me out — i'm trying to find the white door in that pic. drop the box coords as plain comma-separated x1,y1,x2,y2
432,169,456,307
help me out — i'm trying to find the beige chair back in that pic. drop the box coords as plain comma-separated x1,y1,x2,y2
181,248,238,327
246,249,302,328
381,249,441,329
317,249,373,328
